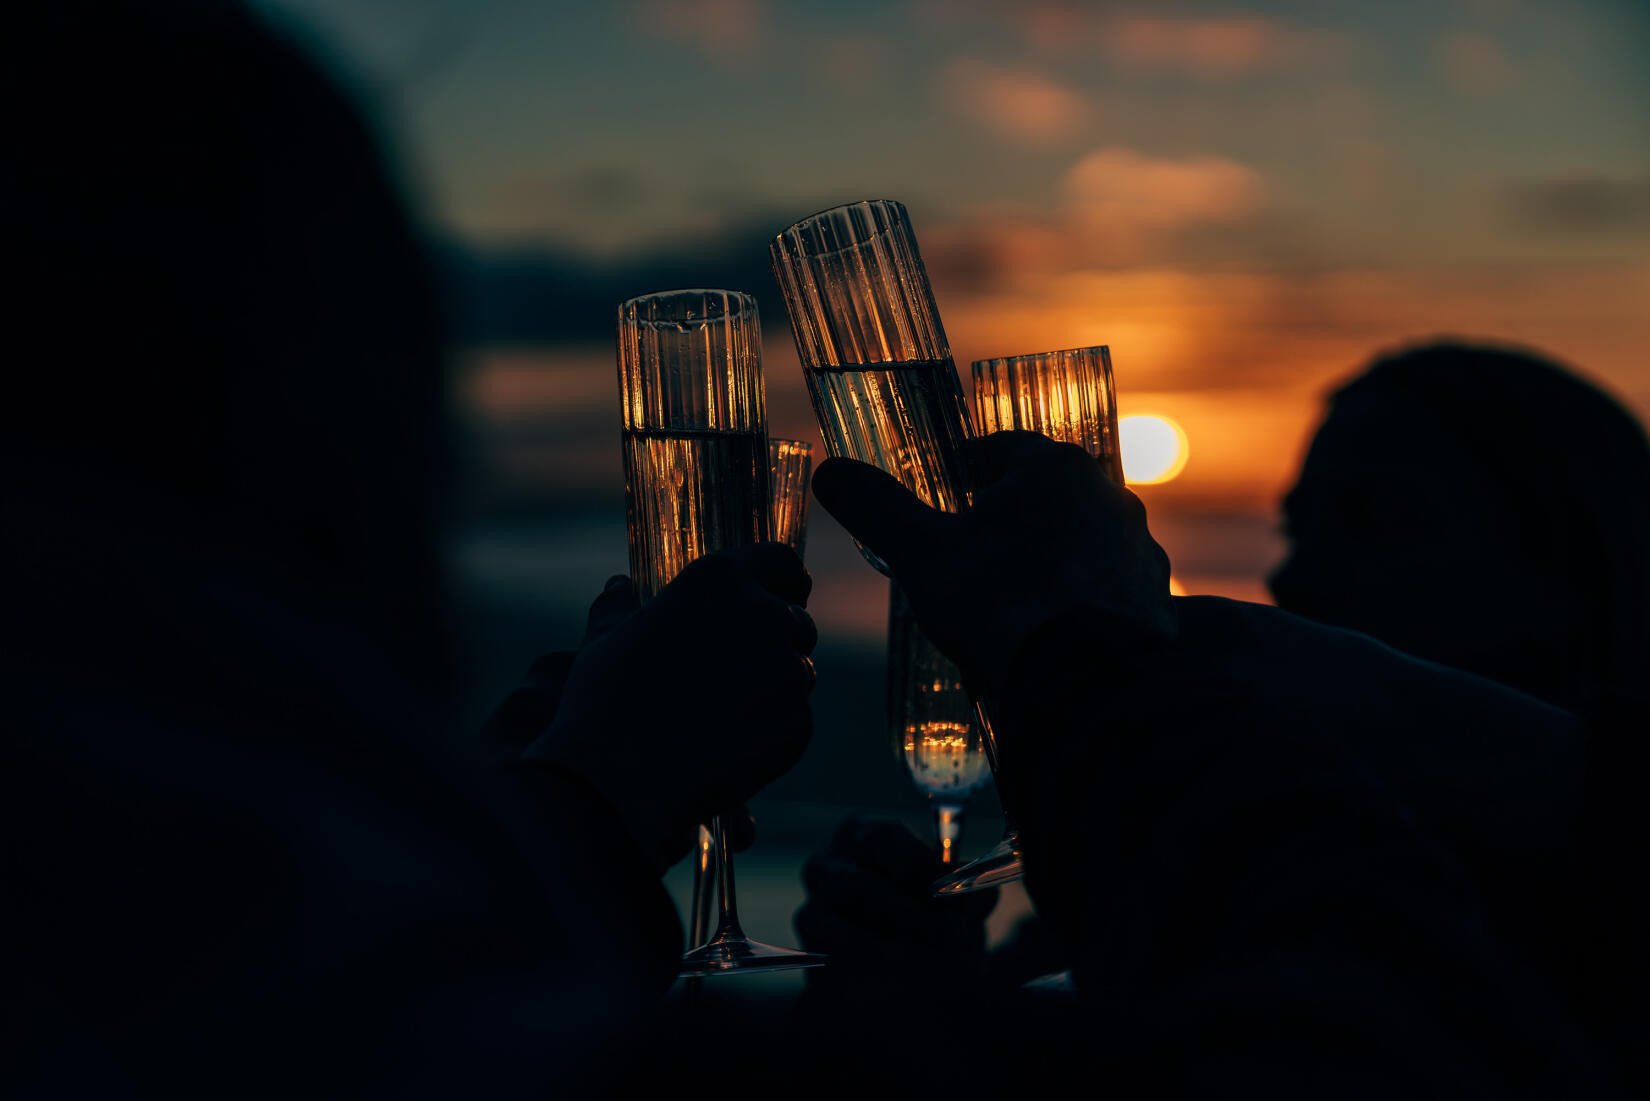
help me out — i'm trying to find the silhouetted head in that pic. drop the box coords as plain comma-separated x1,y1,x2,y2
1270,340,1650,711
10,1,452,699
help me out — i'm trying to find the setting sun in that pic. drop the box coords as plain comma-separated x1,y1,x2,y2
1119,414,1189,484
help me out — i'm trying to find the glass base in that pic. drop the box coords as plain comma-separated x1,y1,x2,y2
930,831,1022,895
1023,969,1074,990
678,935,828,978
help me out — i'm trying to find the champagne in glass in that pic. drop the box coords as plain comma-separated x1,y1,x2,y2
803,357,975,518
616,289,824,977
973,345,1123,482
622,428,769,602
773,200,1025,896
772,202,975,567
768,437,814,556
888,581,991,865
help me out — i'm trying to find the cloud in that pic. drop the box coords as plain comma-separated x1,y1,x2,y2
939,58,1093,146
1098,15,1351,79
1435,29,1514,96
1062,147,1266,231
918,148,1270,293
629,0,768,59
480,160,822,259
905,0,998,35
1018,2,1092,56
506,165,651,218
1501,171,1650,233
907,2,1352,78
437,213,796,346
1325,138,1398,204
934,259,1650,408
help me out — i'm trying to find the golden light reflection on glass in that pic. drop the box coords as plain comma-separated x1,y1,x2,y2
1119,413,1188,484
902,720,992,799
972,344,1124,483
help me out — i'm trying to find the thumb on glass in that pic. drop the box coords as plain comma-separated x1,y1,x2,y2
810,458,950,571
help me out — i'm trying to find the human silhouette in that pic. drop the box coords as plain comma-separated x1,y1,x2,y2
800,430,1634,1095
9,3,815,1095
1271,340,1650,711
1269,340,1650,1084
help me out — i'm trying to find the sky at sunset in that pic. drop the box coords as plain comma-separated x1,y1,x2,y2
258,0,1650,642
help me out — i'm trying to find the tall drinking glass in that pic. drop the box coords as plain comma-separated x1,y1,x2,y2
770,200,974,570
617,289,824,976
772,200,1022,895
973,345,1123,480
683,439,818,963
689,438,819,952
888,581,991,865
958,346,1123,891
768,438,814,554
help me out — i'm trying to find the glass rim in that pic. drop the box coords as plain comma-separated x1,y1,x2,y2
972,344,1111,372
769,437,814,453
618,287,759,327
772,198,910,251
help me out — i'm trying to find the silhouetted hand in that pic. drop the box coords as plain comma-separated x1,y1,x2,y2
478,573,650,766
478,649,578,766
794,818,997,987
482,579,760,854
523,544,816,871
812,431,1177,694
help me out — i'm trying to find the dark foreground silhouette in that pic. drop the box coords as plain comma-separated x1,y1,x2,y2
11,2,1644,1097
798,356,1649,1094
1271,343,1650,1075
1272,342,1650,712
10,4,813,1094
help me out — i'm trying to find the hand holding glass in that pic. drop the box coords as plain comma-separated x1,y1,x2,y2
617,289,825,976
772,201,1027,895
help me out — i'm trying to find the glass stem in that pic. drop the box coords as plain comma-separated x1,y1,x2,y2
688,824,716,948
972,697,1019,832
710,816,747,941
935,804,966,866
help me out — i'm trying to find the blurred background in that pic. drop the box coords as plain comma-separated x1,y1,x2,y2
249,0,1648,938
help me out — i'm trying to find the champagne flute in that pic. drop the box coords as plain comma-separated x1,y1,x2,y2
972,345,1123,480
923,346,1123,893
768,438,814,554
687,438,818,952
968,345,1121,987
770,200,974,570
771,200,1023,896
616,288,824,976
888,581,992,865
